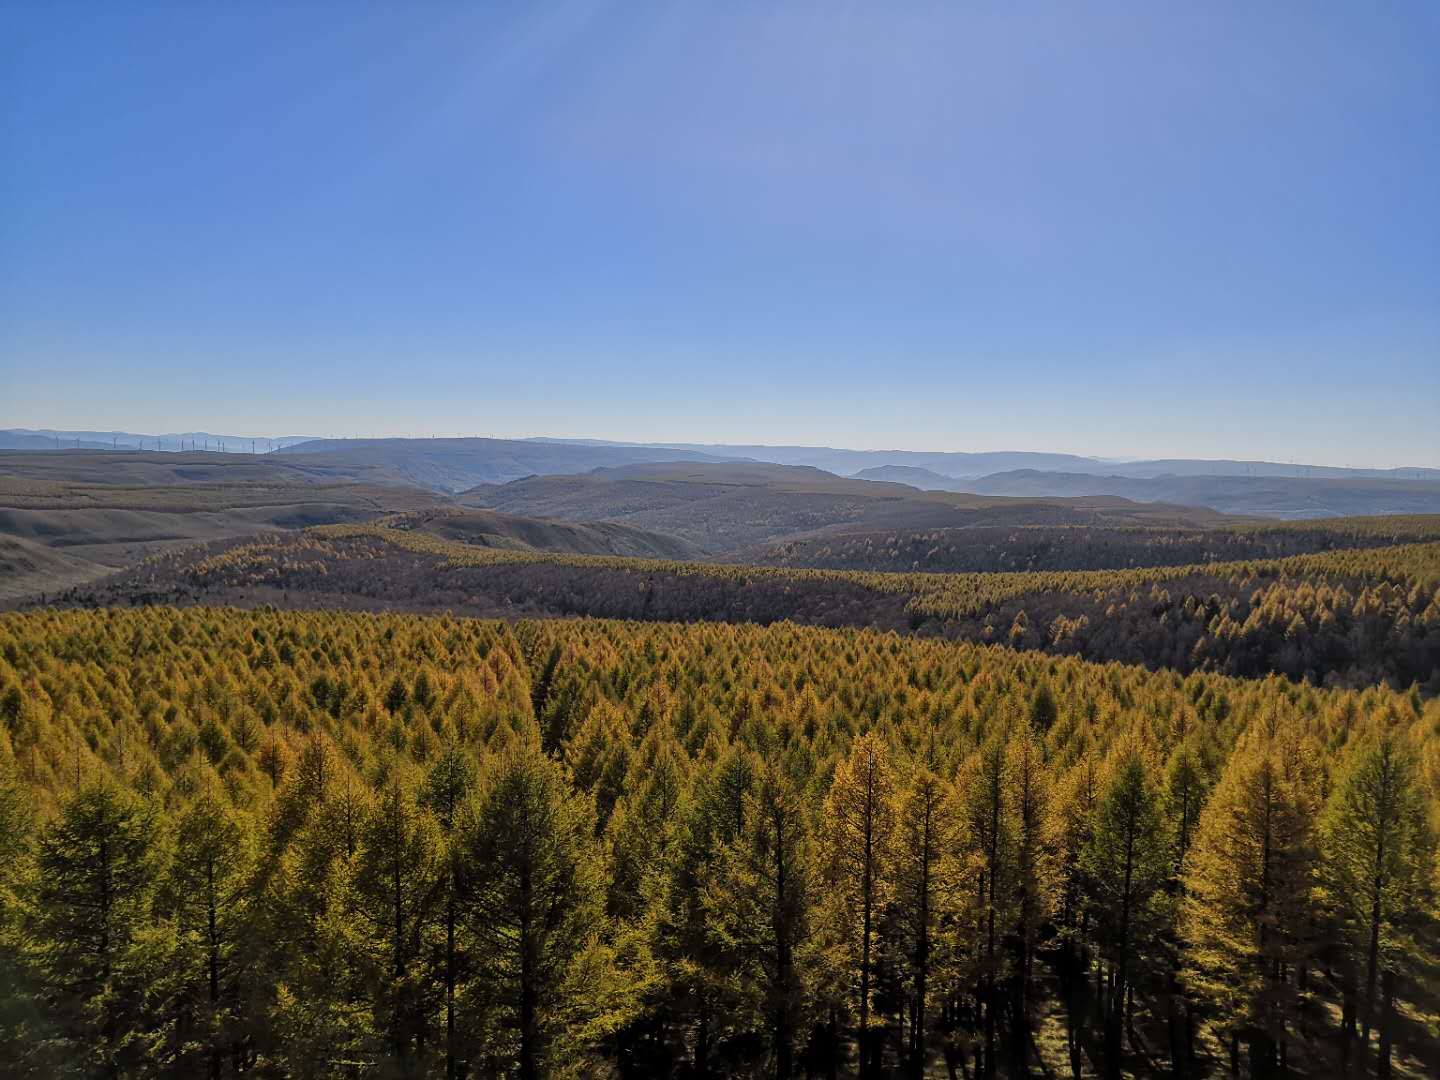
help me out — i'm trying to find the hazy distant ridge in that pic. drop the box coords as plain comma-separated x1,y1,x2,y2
530,437,1439,481
0,429,316,452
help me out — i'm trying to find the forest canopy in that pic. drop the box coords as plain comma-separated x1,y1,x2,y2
61,525,1440,693
1,606,1437,1077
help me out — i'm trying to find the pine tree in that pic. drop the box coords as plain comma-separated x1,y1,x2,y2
703,759,811,1078
0,765,55,1078
1182,730,1318,1077
1046,749,1101,1080
351,770,442,1071
1318,729,1436,1076
1164,744,1209,879
655,744,756,1073
419,744,477,1080
820,732,895,1076
957,738,1017,1079
163,790,253,1080
25,781,160,1079
457,738,616,1079
265,744,373,1076
891,765,964,1080
1082,746,1169,1080
607,727,690,923
1161,742,1210,1074
1006,721,1057,1068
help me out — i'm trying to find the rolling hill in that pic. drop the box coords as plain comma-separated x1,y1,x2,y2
460,461,1232,554
531,437,1440,481
383,507,702,560
0,450,445,600
277,437,741,491
50,521,1440,692
0,428,317,452
965,469,1440,518
852,464,972,489
727,516,1440,574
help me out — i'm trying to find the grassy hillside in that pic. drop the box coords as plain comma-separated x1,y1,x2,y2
0,535,114,602
0,449,402,487
0,451,445,600
967,468,1440,518
384,507,703,559
277,437,740,490
851,464,972,488
461,462,1231,554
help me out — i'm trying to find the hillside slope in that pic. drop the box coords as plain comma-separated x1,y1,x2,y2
385,507,702,559
0,534,114,601
852,464,972,489
53,525,1440,691
967,469,1440,518
278,437,740,490
534,437,1440,481
0,451,445,600
727,516,1440,573
460,462,1230,554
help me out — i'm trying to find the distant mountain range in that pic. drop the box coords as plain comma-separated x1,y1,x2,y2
0,428,316,452
533,437,1439,481
963,470,1440,520
6,430,1438,518
4,439,1439,602
276,437,741,491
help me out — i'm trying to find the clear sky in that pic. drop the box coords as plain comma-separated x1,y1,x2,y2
2,2,1437,467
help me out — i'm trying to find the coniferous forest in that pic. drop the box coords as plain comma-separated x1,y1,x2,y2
1,606,1436,1078
9,3,1440,1076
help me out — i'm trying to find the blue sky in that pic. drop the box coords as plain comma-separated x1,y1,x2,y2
2,2,1437,467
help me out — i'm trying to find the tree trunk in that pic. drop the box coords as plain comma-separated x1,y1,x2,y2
519,864,537,1080
913,803,931,1080
100,837,119,1080
394,840,407,1063
208,858,221,1080
1363,878,1382,1047
860,777,874,1079
1377,968,1394,1080
775,808,792,1080
1105,822,1137,1080
828,1005,839,1080
984,772,1000,1080
695,1008,710,1077
446,883,457,1080
1341,958,1356,1074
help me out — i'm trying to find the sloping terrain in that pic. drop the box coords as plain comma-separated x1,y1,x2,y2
852,464,973,489
0,451,446,600
560,441,1097,476
728,516,1440,573
51,524,1440,691
533,437,1440,481
385,507,702,559
966,469,1440,518
277,437,741,491
0,535,114,601
0,449,407,487
460,462,1230,554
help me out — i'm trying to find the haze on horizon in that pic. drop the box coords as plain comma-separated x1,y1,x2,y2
3,3,1437,469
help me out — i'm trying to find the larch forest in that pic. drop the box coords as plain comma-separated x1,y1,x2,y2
6,6,1440,1078
1,591,1437,1077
